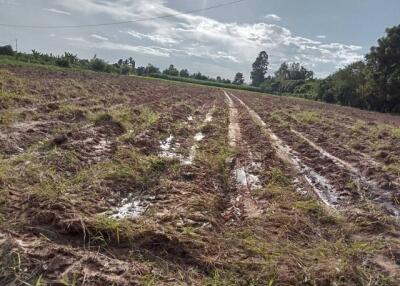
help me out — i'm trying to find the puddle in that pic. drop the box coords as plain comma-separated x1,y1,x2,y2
205,107,214,123
235,167,248,187
182,145,197,165
194,132,205,142
108,195,156,219
160,135,174,151
93,138,110,152
229,92,339,208
291,129,400,218
159,135,181,159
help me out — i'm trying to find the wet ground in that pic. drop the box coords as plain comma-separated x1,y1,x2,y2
0,65,399,285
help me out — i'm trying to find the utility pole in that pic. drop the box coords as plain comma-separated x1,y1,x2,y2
15,39,18,53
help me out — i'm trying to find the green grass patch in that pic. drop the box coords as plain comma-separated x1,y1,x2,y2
294,111,321,124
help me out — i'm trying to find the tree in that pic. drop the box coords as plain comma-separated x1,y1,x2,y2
90,56,108,72
251,51,269,86
179,69,189,77
366,24,400,112
191,72,208,81
0,45,14,56
136,66,146,76
275,62,289,80
163,64,179,76
144,64,160,75
275,62,314,81
233,72,245,85
128,57,135,69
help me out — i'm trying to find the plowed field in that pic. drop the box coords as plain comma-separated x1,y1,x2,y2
1,66,399,285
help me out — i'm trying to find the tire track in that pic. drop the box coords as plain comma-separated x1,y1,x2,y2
228,91,339,208
231,91,400,219
223,91,265,220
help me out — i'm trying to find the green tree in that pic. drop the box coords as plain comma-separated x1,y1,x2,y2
145,64,160,75
0,45,14,56
90,56,108,72
366,24,400,112
179,69,189,77
163,64,179,76
275,62,313,80
233,72,245,85
251,51,269,86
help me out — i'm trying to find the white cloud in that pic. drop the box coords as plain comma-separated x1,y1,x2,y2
125,30,179,45
57,0,363,77
43,8,71,16
265,14,281,21
91,34,109,41
317,35,327,39
65,37,171,57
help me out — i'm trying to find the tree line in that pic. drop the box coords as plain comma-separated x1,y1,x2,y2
246,25,400,113
0,24,399,113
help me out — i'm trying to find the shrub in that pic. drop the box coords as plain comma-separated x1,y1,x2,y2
55,57,71,68
0,45,14,56
90,58,108,72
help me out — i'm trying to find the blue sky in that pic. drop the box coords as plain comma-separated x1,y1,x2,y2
0,0,399,80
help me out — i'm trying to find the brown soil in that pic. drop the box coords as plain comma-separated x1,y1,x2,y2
0,65,399,285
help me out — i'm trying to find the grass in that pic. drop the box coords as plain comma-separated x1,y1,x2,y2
383,163,400,176
294,110,321,124
352,120,365,134
0,62,398,285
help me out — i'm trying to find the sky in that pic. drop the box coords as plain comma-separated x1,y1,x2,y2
0,0,399,81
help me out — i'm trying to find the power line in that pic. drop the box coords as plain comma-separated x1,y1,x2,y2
0,0,246,29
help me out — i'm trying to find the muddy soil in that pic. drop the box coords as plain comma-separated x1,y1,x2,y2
1,65,399,285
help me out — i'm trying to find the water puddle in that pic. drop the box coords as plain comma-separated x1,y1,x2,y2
229,92,339,208
291,129,400,218
159,135,181,159
205,107,214,123
107,195,156,219
159,108,212,165
235,167,248,187
194,132,205,142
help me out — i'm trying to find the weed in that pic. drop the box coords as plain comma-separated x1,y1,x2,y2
139,107,160,127
0,109,21,125
352,120,365,133
197,142,235,187
383,163,400,176
295,200,322,215
267,167,291,186
295,111,321,124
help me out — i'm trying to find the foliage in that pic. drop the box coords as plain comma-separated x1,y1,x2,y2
163,64,179,76
179,68,189,77
251,51,269,86
149,73,261,92
275,62,313,80
0,45,15,56
365,24,400,112
233,72,245,85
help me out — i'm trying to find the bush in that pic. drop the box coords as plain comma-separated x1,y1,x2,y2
0,45,14,56
90,58,108,72
55,57,71,68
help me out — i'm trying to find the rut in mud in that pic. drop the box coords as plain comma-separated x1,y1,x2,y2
227,91,338,208
1,65,400,285
230,91,400,219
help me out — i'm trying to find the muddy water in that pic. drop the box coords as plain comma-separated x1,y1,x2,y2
229,92,339,208
291,128,400,218
223,91,263,219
